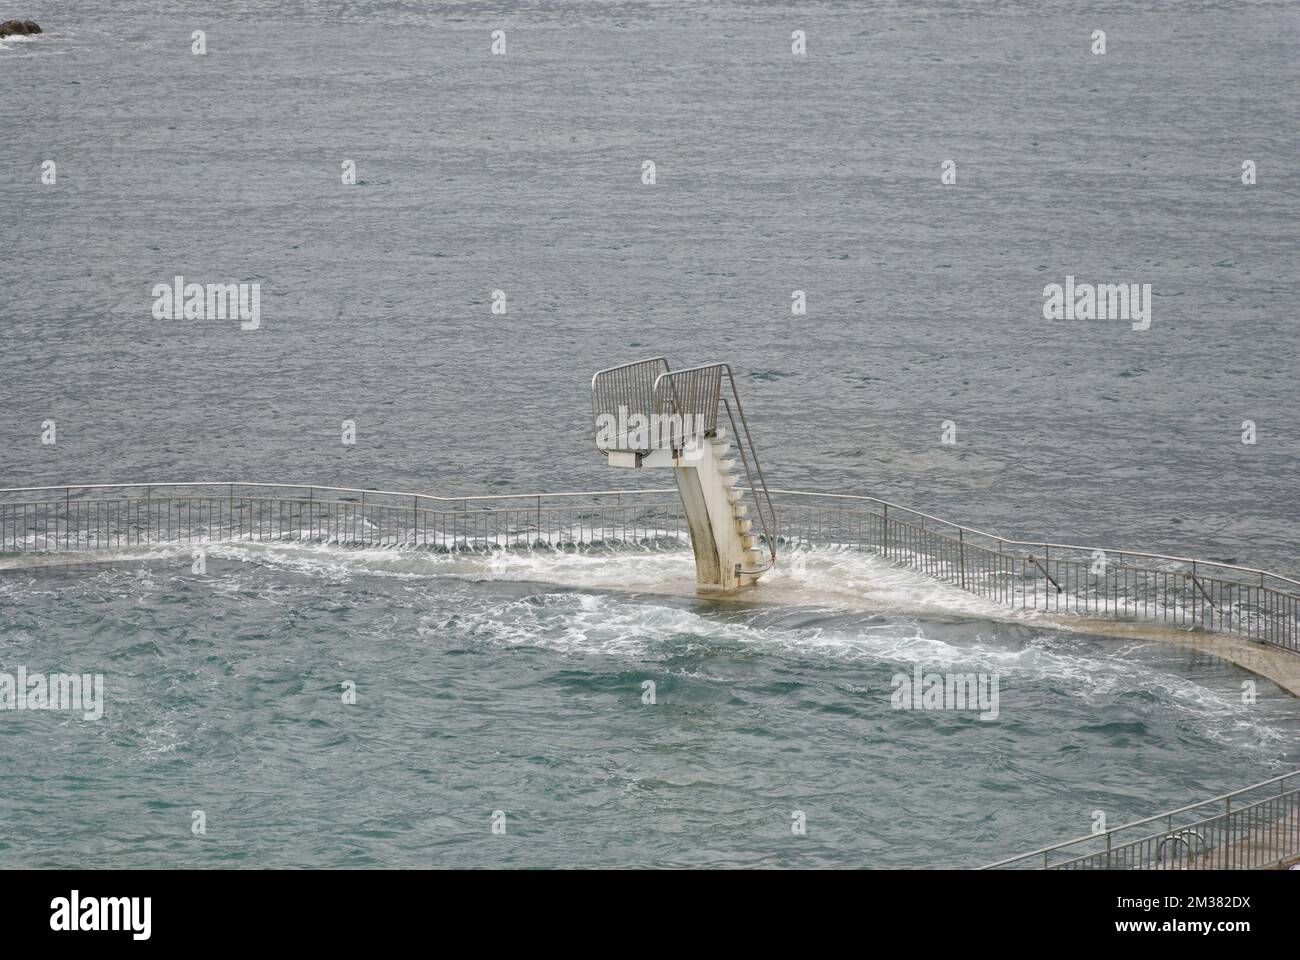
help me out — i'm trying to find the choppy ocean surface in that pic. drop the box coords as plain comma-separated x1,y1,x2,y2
2,1,1298,867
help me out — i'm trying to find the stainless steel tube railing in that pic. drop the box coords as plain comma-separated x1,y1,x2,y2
652,364,778,574
981,770,1300,870
2,482,1295,650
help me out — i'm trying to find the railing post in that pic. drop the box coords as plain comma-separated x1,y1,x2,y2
882,504,889,557
959,528,966,590
145,485,151,546
64,486,70,549
1225,794,1231,869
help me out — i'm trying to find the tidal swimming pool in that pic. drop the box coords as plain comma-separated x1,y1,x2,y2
1,543,1296,868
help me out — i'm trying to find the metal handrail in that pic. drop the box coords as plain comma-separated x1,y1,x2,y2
754,488,1300,590
980,769,1300,869
651,363,779,574
0,481,1294,589
3,478,1296,656
0,482,676,505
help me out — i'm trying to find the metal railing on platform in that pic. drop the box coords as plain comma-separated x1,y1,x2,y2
591,357,673,453
981,770,1300,870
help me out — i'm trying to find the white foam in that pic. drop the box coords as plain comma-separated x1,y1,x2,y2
406,585,1282,747
1,537,1287,751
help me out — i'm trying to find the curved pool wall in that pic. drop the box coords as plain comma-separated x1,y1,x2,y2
3,482,1297,656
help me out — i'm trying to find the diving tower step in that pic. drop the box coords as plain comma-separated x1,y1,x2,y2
607,451,641,468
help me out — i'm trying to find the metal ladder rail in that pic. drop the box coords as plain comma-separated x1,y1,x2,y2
720,394,778,574
650,363,778,575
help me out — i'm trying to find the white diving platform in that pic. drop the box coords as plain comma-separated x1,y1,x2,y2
592,359,777,592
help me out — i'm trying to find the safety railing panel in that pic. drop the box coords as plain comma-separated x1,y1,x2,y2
0,484,688,556
591,357,674,453
652,363,722,441
982,772,1300,870
773,492,1299,653
2,483,1296,653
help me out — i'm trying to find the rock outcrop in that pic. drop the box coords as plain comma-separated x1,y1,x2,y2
0,19,41,37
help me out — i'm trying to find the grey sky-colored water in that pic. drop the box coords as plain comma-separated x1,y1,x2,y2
1,1,1297,868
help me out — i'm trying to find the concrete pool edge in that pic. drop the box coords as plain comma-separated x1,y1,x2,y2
492,569,1300,699
1052,616,1300,699
581,575,1300,699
